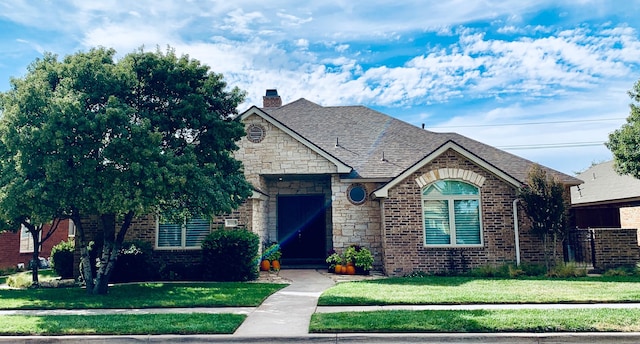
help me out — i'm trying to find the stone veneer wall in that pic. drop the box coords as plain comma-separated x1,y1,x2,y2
620,206,640,244
330,175,384,269
593,228,639,271
381,149,543,276
235,114,339,191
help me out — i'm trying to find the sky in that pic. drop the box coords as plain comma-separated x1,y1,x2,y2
1,1,640,176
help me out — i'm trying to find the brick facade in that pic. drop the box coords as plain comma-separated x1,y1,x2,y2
0,220,73,270
381,149,542,276
592,228,639,271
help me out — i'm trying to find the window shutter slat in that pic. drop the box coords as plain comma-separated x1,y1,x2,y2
185,218,210,247
424,200,451,244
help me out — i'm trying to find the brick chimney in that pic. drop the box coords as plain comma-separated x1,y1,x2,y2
262,89,282,108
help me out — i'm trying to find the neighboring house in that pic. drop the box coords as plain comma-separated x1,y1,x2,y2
0,219,74,270
570,160,640,230
109,89,585,276
568,160,640,270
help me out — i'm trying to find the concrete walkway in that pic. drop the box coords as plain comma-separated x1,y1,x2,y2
234,268,335,336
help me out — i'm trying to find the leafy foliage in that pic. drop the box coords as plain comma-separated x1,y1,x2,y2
201,228,260,282
607,79,640,179
50,240,75,279
517,164,568,269
0,47,252,294
110,240,154,283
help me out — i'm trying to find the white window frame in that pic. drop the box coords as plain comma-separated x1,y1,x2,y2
422,180,484,247
155,217,211,250
68,219,76,238
19,224,40,253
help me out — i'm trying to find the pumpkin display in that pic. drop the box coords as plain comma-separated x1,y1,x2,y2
334,264,343,274
271,260,281,271
260,260,271,271
346,265,356,275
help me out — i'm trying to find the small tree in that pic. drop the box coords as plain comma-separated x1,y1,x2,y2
606,79,640,178
517,164,568,270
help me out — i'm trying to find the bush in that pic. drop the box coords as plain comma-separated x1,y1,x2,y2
51,240,75,279
546,262,587,278
7,273,32,288
201,228,260,282
110,240,154,283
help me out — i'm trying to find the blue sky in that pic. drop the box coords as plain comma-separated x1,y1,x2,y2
1,1,640,176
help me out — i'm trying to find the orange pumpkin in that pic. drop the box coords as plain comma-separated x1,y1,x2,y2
340,265,348,274
346,265,356,275
334,264,343,274
271,260,281,271
260,260,271,271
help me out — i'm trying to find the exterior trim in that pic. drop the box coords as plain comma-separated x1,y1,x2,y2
373,140,521,198
238,106,352,174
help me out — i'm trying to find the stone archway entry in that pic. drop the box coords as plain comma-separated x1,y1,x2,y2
277,194,327,266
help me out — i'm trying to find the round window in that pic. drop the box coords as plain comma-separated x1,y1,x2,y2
247,124,266,143
347,184,367,205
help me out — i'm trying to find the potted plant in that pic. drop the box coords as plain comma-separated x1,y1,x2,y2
325,250,343,273
353,247,373,275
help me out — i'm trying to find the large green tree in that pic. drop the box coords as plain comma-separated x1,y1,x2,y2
606,79,640,178
0,47,252,294
517,164,568,269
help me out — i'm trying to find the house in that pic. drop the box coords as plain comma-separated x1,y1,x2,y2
568,160,640,270
570,160,640,230
88,89,591,276
0,219,74,271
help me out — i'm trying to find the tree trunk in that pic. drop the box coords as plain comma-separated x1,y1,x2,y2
30,228,40,287
72,214,95,294
92,211,135,295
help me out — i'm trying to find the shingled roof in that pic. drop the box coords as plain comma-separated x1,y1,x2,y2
256,98,581,186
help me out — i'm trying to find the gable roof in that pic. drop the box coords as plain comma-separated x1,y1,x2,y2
571,160,640,206
244,98,581,187
239,106,352,174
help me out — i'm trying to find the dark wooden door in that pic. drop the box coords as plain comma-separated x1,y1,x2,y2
277,195,326,265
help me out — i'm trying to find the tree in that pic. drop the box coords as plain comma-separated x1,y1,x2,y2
606,79,640,178
517,164,568,270
0,47,253,294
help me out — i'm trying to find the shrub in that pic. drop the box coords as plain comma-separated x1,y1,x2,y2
7,273,32,288
546,262,587,278
201,228,260,282
110,240,154,283
51,240,75,279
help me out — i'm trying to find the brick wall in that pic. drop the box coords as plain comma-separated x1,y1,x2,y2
381,149,542,276
593,228,639,271
0,220,72,270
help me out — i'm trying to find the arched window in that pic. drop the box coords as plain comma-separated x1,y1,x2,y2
422,180,482,246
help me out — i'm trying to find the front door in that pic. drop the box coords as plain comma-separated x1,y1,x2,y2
277,195,327,265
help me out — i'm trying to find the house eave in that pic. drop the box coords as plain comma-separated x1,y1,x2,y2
238,107,352,174
373,140,522,198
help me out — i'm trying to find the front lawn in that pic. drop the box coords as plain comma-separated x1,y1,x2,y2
318,275,640,305
0,282,287,309
1,313,245,335
310,308,640,333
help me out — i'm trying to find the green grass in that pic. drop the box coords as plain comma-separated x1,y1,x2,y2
318,276,640,305
0,313,245,335
0,282,287,309
310,308,640,333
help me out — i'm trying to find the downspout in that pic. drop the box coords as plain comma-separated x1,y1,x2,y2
513,198,521,266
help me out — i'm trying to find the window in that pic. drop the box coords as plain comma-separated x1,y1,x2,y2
347,183,367,205
68,220,76,238
19,225,38,253
156,217,211,249
422,180,482,246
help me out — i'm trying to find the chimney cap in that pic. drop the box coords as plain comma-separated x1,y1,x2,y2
265,89,278,97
